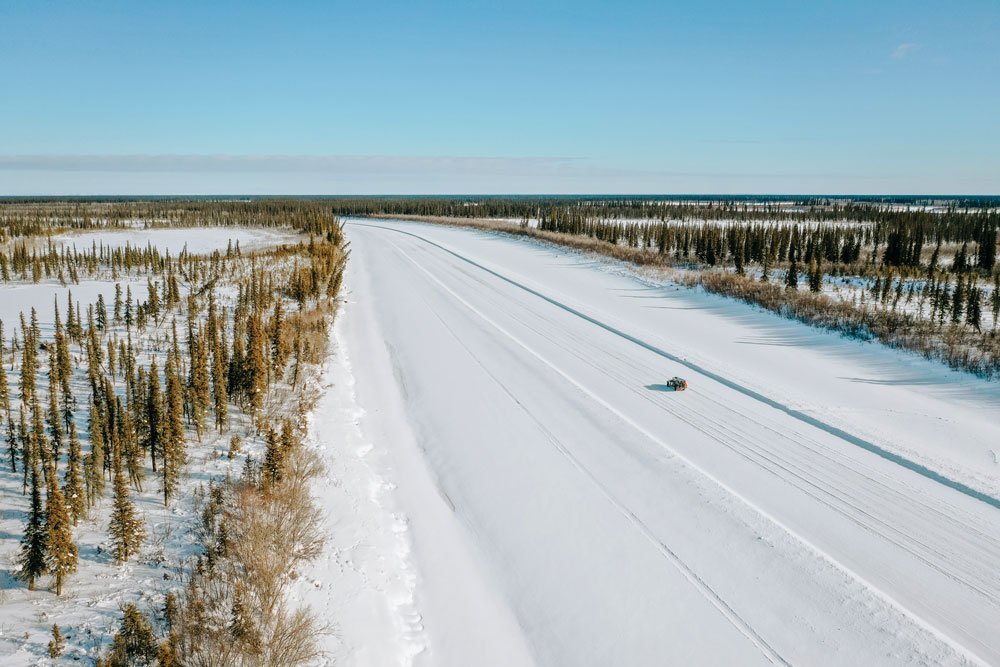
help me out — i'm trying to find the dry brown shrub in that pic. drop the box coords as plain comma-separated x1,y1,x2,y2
171,445,328,666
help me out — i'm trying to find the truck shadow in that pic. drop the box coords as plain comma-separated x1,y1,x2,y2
645,384,679,392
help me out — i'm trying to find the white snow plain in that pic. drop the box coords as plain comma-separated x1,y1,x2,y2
332,217,1000,666
50,226,298,255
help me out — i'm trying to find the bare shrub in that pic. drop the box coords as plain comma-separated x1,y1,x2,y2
698,270,1000,377
171,440,327,666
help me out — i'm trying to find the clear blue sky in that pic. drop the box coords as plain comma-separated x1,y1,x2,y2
2,0,998,194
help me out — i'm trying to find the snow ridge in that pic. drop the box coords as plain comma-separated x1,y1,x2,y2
296,303,428,666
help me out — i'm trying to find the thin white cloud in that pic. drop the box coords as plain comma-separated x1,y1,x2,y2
0,154,665,195
1,154,995,196
0,154,850,182
0,154,591,174
891,43,920,60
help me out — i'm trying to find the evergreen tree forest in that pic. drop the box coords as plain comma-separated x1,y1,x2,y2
0,200,347,664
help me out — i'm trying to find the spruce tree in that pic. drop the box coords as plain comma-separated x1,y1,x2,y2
47,351,64,461
107,339,117,378
146,358,163,472
109,443,144,563
124,286,133,329
927,240,941,279
147,279,160,320
17,454,47,590
106,604,158,667
168,273,181,310
87,399,106,505
54,303,74,431
270,298,289,373
31,393,51,486
262,426,284,487
45,464,78,595
212,338,229,433
244,311,267,416
64,421,85,524
6,414,16,474
18,406,29,492
20,311,37,405
96,293,108,331
188,326,211,441
228,315,245,403
162,350,185,505
124,410,144,491
67,292,82,341
951,274,965,324
157,637,179,667
87,308,102,369
113,283,123,323
954,242,969,272
978,226,997,271
809,258,823,293
206,290,219,348
966,284,983,331
785,244,799,289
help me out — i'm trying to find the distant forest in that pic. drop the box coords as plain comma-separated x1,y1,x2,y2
2,197,998,377
311,196,1000,378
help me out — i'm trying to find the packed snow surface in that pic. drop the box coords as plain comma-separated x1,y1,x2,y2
338,217,1000,666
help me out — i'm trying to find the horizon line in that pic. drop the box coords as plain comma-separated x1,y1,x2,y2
2,193,999,200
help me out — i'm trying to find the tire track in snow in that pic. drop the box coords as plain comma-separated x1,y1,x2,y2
488,279,1000,602
384,237,791,667
351,222,1000,513
359,221,993,666
495,304,1000,602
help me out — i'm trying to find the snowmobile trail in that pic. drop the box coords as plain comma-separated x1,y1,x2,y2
343,218,1000,666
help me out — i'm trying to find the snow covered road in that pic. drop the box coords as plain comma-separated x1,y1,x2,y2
339,218,1000,666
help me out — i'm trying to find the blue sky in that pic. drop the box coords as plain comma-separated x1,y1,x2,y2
2,0,998,194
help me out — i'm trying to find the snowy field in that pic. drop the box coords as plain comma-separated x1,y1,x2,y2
332,217,1000,666
0,226,299,330
0,281,145,331
47,226,298,255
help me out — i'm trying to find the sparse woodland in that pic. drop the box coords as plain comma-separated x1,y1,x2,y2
2,195,996,663
344,197,1000,378
0,200,347,665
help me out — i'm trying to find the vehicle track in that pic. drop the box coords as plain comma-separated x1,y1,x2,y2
411,234,1000,555
426,242,1000,604
394,238,791,665
352,221,1000,511
359,221,999,665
